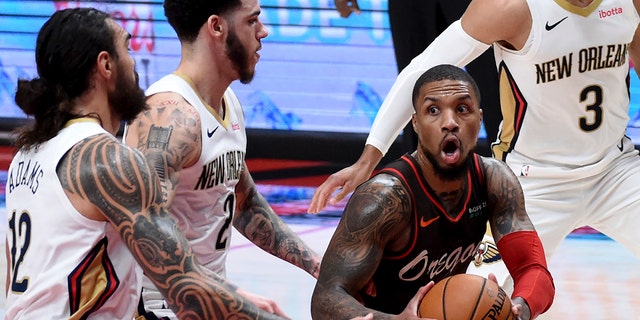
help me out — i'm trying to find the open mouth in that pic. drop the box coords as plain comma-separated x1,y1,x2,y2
441,135,461,164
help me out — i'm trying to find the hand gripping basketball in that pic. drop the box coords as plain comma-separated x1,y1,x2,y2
418,274,514,320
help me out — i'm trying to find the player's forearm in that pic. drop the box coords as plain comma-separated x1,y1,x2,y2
352,144,384,173
129,207,283,319
161,254,285,319
235,193,321,277
311,286,392,320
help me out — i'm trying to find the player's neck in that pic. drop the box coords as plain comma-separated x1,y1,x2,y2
565,0,594,8
173,68,227,116
414,151,467,196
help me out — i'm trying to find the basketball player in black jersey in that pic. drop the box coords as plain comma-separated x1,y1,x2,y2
311,65,554,320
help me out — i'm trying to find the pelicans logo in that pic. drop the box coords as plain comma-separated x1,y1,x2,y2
473,240,502,267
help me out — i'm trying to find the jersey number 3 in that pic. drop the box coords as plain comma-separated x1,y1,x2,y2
8,210,31,293
579,85,603,131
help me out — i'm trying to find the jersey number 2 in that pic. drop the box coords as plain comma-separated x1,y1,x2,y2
215,194,235,250
8,210,31,293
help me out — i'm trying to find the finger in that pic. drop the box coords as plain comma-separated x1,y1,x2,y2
329,187,350,205
309,174,346,212
308,185,335,213
511,303,523,316
407,283,434,314
257,301,275,313
423,281,435,292
271,303,289,318
308,184,336,213
488,273,498,284
350,0,361,14
414,282,433,302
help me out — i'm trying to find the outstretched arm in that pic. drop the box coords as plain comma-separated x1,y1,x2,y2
308,21,489,213
234,162,322,278
309,0,531,214
59,135,285,320
483,157,554,320
308,144,382,213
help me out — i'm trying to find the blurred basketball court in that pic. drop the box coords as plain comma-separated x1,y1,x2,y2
0,158,639,319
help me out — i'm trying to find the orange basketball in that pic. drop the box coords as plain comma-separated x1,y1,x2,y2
418,274,513,320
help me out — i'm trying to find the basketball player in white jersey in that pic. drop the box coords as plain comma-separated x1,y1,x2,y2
124,0,322,318
5,7,287,319
309,0,640,317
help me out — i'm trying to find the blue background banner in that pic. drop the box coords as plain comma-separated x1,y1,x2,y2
2,0,640,139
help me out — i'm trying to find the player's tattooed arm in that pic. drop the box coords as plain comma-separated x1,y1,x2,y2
311,174,412,320
234,162,322,278
483,157,536,242
126,96,201,206
58,135,284,320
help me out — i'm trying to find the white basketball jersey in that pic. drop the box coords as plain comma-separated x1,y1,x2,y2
493,0,640,166
144,74,247,275
5,121,142,319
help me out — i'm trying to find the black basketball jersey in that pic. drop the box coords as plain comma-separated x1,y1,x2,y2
360,153,490,314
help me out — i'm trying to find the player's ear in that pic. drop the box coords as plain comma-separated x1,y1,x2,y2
208,15,224,36
96,51,112,77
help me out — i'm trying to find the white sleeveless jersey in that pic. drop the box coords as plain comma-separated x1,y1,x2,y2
145,74,247,275
5,122,142,319
493,0,640,166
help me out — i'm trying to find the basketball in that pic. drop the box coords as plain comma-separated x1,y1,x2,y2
418,274,513,320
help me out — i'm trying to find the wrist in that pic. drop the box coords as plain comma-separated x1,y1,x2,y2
356,145,383,171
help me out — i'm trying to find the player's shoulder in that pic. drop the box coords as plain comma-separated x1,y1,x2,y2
478,156,517,179
61,134,154,189
363,172,406,191
146,91,198,114
78,133,148,166
353,173,411,210
345,173,412,231
133,90,203,135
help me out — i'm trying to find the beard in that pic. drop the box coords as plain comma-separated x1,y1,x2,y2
109,66,147,124
422,146,470,182
226,27,255,84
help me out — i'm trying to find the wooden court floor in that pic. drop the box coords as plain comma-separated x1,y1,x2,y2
225,218,640,320
0,212,639,319
1,185,640,320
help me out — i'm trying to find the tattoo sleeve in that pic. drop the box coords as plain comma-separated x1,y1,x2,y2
483,157,535,241
128,103,201,207
58,135,284,320
311,175,411,320
234,164,322,278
